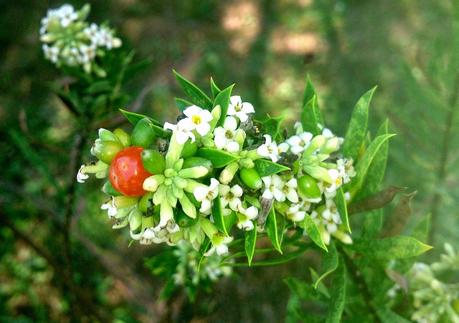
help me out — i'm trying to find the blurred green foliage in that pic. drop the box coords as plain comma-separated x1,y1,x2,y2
0,0,458,321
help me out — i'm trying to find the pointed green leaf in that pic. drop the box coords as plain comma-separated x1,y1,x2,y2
173,70,213,109
214,84,235,126
266,207,283,254
325,259,346,323
254,159,290,177
352,236,432,261
119,109,169,138
376,308,411,323
302,216,327,251
175,98,194,112
262,115,285,141
212,198,228,235
342,87,377,160
335,188,351,233
411,213,431,243
197,148,239,168
210,77,222,98
244,226,257,266
313,242,338,289
362,209,384,238
224,211,238,232
197,238,211,271
301,95,323,136
350,134,396,197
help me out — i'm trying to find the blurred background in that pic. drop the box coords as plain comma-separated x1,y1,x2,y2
1,0,458,321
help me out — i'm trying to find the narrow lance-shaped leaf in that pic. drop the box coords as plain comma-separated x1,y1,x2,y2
245,225,257,266
210,77,222,98
197,148,239,168
119,109,169,138
342,86,377,160
351,236,432,261
254,159,290,177
349,133,396,197
325,258,346,323
173,70,213,109
313,242,338,289
262,115,285,141
335,188,351,233
302,216,327,251
266,207,283,254
175,98,194,112
301,95,323,136
214,84,234,126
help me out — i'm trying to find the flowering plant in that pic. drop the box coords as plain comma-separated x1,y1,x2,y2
41,4,445,321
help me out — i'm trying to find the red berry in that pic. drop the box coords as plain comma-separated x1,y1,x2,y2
109,147,152,197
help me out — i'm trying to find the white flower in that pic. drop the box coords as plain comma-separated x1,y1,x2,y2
205,234,233,256
164,121,195,144
324,169,343,197
76,164,89,183
214,116,242,152
101,198,117,218
261,175,285,201
287,132,313,155
279,178,299,203
257,135,281,162
193,178,220,214
337,158,356,184
322,200,342,233
227,96,254,122
237,206,259,231
219,184,243,211
286,204,306,222
179,105,213,136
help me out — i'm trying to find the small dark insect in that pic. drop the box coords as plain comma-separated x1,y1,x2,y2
157,138,169,153
258,198,273,229
176,113,186,122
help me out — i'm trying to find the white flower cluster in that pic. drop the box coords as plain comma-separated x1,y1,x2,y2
40,4,121,75
85,93,355,257
388,243,459,322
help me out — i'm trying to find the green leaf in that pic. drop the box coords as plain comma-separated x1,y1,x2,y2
357,119,390,200
266,207,283,254
175,98,194,112
212,198,228,235
302,216,327,251
86,80,112,94
352,236,432,261
325,259,346,323
214,84,234,126
313,242,338,289
224,211,238,232
118,109,169,138
342,87,377,160
244,226,257,266
173,70,213,109
350,134,396,197
335,188,351,233
254,159,290,177
410,213,431,243
262,115,285,141
197,148,239,168
210,77,222,98
362,209,384,238
197,238,211,271
349,186,406,215
301,95,323,136
376,308,411,323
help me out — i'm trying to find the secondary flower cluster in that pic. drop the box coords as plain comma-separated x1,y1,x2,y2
78,92,355,257
40,4,121,76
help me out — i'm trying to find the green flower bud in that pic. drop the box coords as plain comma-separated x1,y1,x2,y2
113,128,131,147
219,161,239,184
181,141,198,158
234,129,246,147
102,181,122,196
131,118,156,148
298,175,321,199
113,196,138,208
141,149,165,174
175,208,198,228
183,157,213,175
93,140,123,164
141,214,154,229
239,158,254,169
240,167,262,190
98,128,119,142
129,209,143,234
321,137,340,154
112,217,129,229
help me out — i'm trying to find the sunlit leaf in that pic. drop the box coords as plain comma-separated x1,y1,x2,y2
197,148,239,168
254,159,290,177
173,70,213,109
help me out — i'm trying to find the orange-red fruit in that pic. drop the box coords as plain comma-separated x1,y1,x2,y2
109,147,152,197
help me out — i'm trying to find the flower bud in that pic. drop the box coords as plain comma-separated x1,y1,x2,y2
183,157,213,175
219,161,239,184
113,196,138,208
112,217,129,229
141,149,165,174
178,166,209,179
113,128,131,147
128,209,143,234
239,158,254,169
234,129,246,147
181,141,198,158
321,137,340,154
98,128,119,142
298,175,321,199
93,140,123,164
239,167,262,190
131,118,156,148
138,192,154,213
